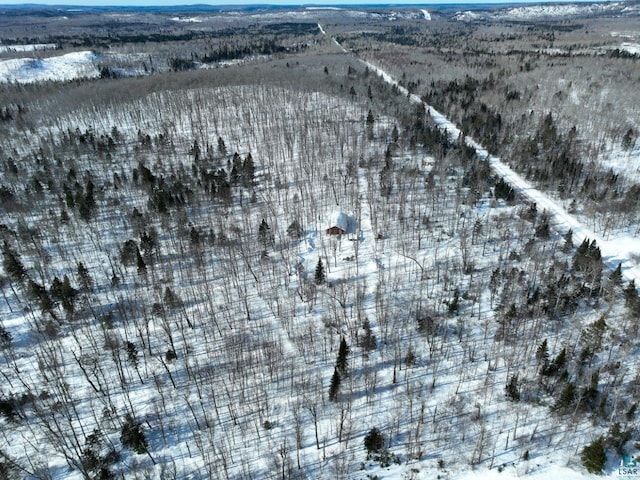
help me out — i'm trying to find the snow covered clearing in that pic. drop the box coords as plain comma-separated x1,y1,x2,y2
494,3,622,21
454,11,483,22
619,42,640,55
0,50,99,84
0,43,57,53
170,16,203,23
597,140,640,184
454,2,636,22
420,9,431,21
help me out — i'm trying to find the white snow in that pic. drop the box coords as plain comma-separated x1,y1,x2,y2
357,46,640,309
420,8,431,21
611,31,638,40
169,16,203,23
451,464,601,480
318,22,326,35
328,211,355,234
0,50,100,84
0,43,57,53
1,28,638,480
456,2,629,22
619,42,640,55
454,11,482,22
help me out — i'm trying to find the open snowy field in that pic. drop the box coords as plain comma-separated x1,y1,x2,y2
0,51,99,84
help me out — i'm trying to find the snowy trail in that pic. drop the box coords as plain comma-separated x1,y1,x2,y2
347,50,640,288
357,165,380,312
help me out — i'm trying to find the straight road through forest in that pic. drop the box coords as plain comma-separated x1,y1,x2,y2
322,27,640,290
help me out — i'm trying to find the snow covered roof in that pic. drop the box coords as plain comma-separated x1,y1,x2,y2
328,211,356,234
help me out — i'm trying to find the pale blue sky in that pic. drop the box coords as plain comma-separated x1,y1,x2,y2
0,0,421,4
0,0,601,5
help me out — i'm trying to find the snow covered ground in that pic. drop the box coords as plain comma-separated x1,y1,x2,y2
0,51,99,84
619,42,640,55
455,1,637,22
0,43,57,53
170,16,203,23
356,53,640,290
0,22,638,480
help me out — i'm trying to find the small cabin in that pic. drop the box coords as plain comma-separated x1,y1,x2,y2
326,226,346,235
326,211,354,236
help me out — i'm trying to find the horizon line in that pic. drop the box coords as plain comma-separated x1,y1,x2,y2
0,0,623,6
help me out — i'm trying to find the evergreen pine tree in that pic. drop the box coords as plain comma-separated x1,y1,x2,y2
287,220,303,239
536,339,549,366
139,229,158,264
607,422,631,455
366,109,375,127
258,219,272,248
609,263,623,285
581,436,606,474
120,240,139,266
1,242,27,284
217,136,227,155
78,180,95,221
361,319,377,353
542,347,567,377
125,341,138,367
624,280,640,314
494,177,515,202
535,212,550,238
505,373,520,402
552,381,576,412
336,337,350,376
379,160,393,197
314,258,325,285
366,109,375,139
120,414,148,454
27,279,55,315
77,261,93,292
242,153,255,188
0,323,11,349
581,315,607,353
230,152,242,184
562,229,574,253
50,275,78,314
364,427,385,456
572,238,590,271
328,368,341,402
391,125,399,144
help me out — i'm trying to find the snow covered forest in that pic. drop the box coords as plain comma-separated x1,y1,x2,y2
1,3,640,479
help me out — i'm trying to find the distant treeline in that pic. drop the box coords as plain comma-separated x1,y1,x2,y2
168,40,309,71
1,22,318,50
